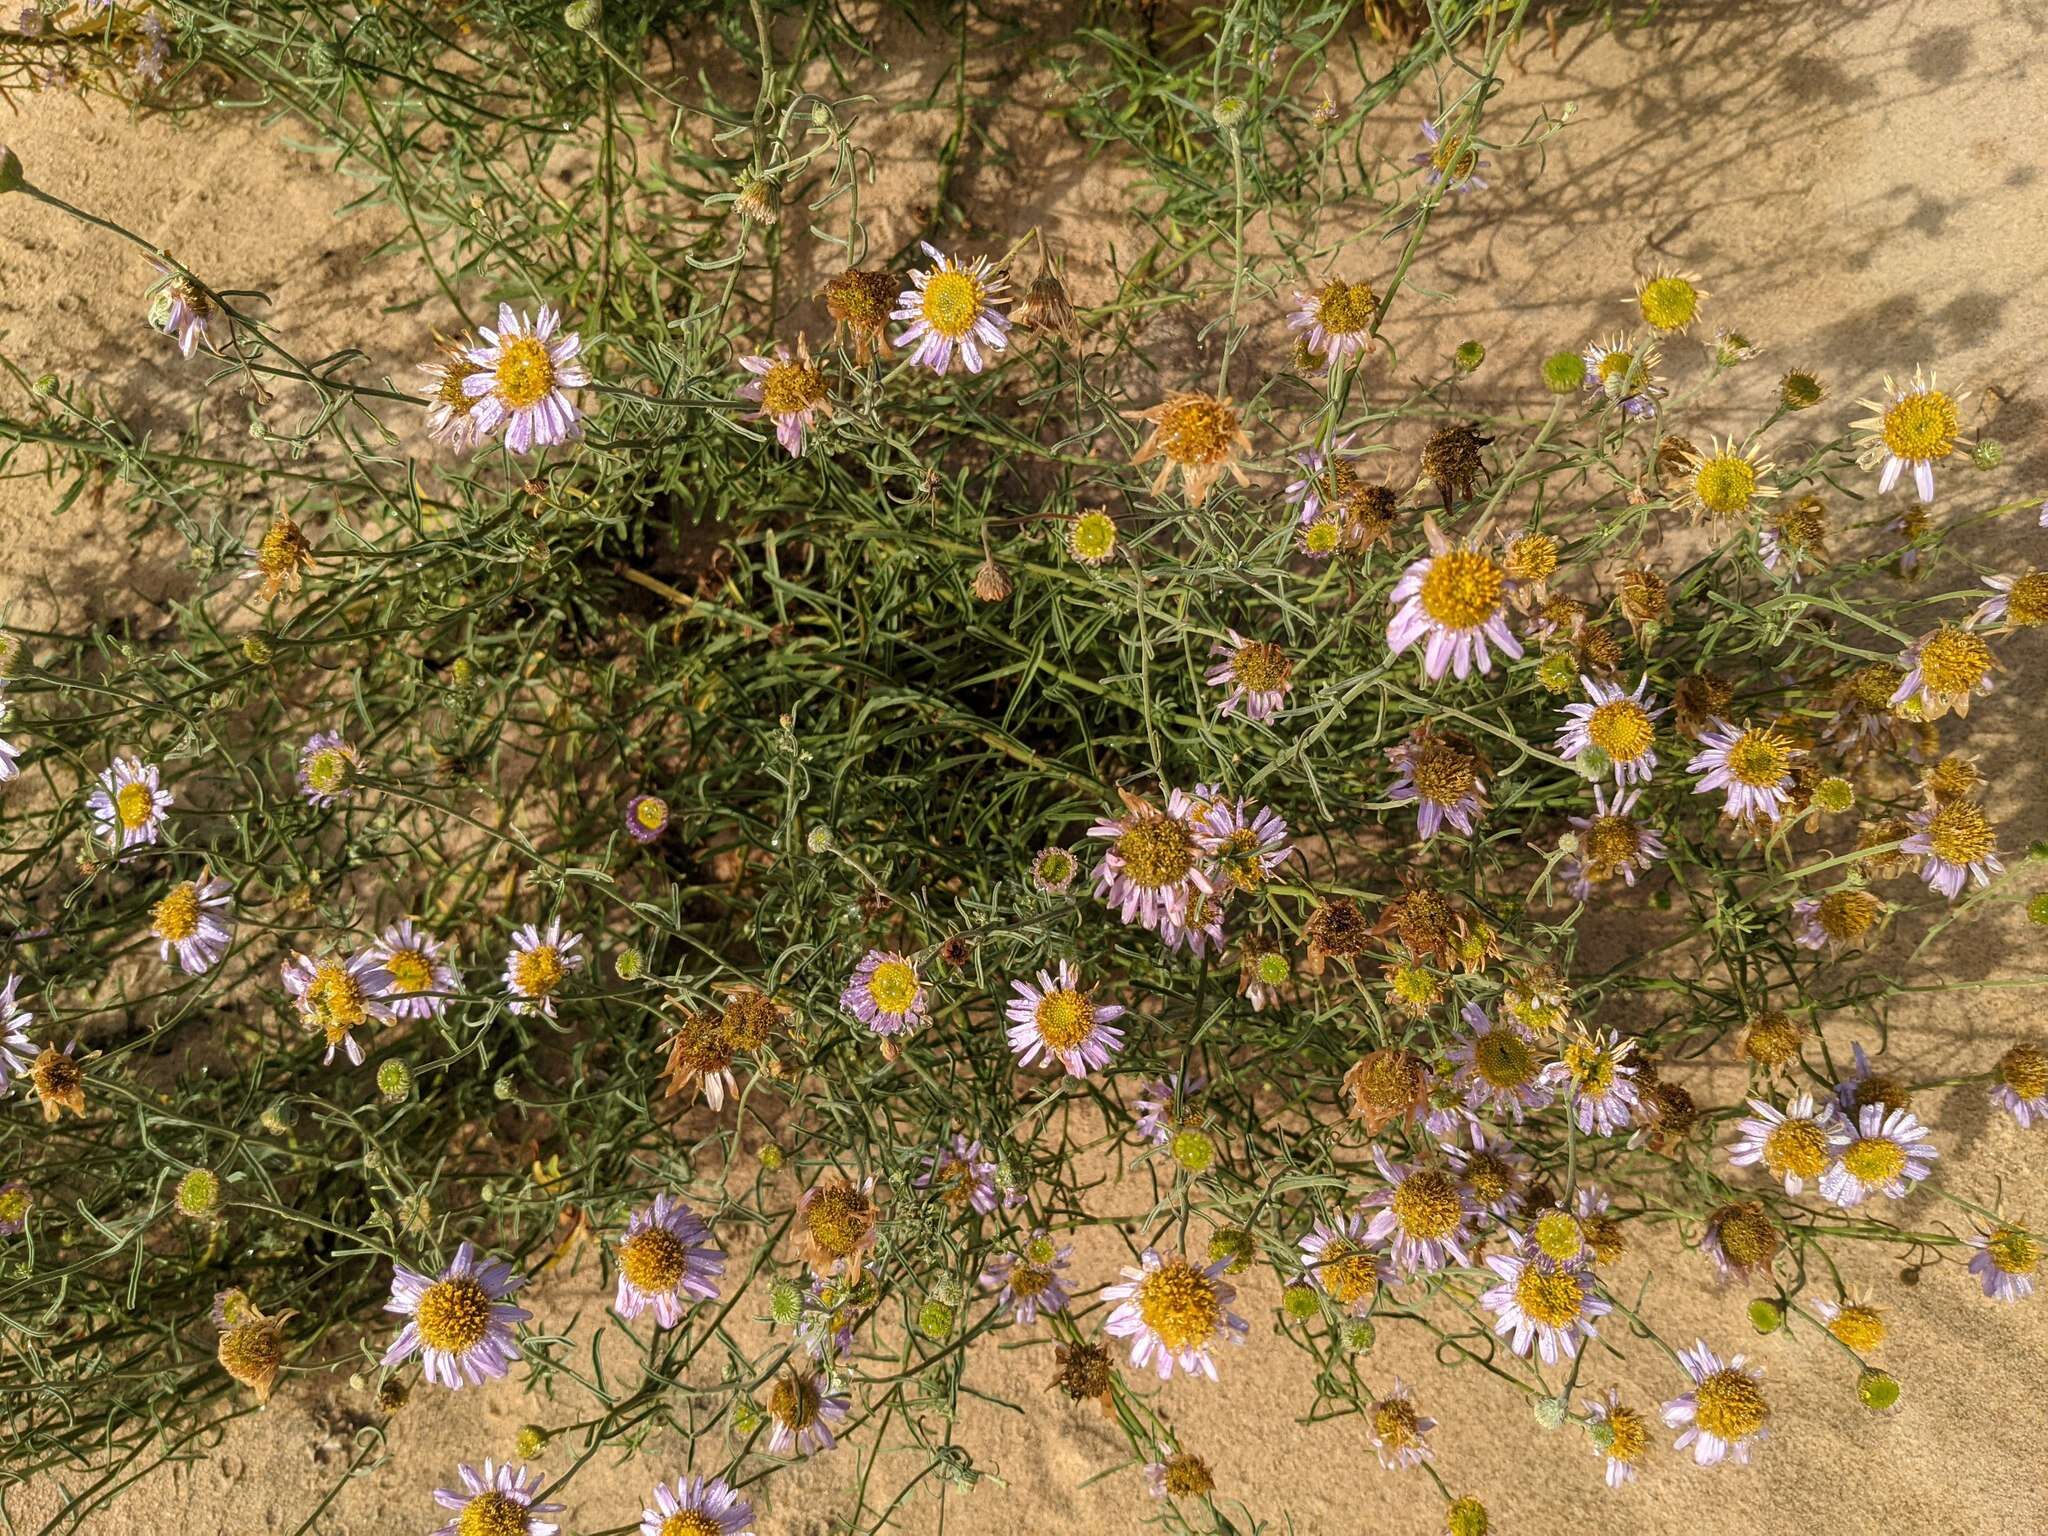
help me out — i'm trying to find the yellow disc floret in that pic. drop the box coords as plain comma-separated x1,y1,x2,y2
1419,549,1505,629
1136,1258,1223,1350
414,1277,493,1354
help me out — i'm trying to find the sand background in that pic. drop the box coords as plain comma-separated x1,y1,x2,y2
4,0,2048,1530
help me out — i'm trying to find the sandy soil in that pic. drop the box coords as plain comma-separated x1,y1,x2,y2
4,1,2047,1531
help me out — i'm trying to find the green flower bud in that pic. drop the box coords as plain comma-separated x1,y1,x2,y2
376,1059,412,1103
1532,1395,1568,1430
260,1098,298,1133
1779,370,1824,411
241,633,274,665
613,947,644,981
1971,439,2004,470
759,1143,785,1171
1207,1227,1255,1274
1857,1368,1901,1412
1747,1297,1786,1334
1445,1496,1490,1536
30,373,57,398
1169,1127,1215,1174
1453,340,1485,373
2028,891,2048,927
1280,1283,1320,1321
1213,95,1249,130
514,1424,550,1459
563,0,601,31
928,1274,965,1308
1339,1317,1376,1353
806,825,835,854
917,1300,956,1340
768,1279,802,1327
175,1167,220,1219
1542,351,1586,393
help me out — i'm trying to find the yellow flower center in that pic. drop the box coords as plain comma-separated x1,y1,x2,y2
1638,276,1700,332
1999,1043,2048,1100
1408,742,1476,806
385,948,433,995
512,945,566,1000
306,960,370,1030
721,992,778,1052
633,795,669,832
1586,699,1653,761
1161,1454,1213,1498
659,1513,724,1536
919,269,985,340
1313,279,1378,336
1461,1151,1512,1207
760,359,826,417
1429,131,1478,179
1924,801,1995,867
115,781,155,830
1713,1205,1778,1267
414,1276,493,1353
1008,1262,1056,1299
32,1047,82,1107
865,959,919,1015
493,335,557,411
305,747,355,797
1513,1265,1586,1328
1817,890,1882,941
1851,1072,1911,1113
458,1492,530,1536
1418,549,1505,629
1070,511,1117,563
2004,570,2048,627
1604,1405,1648,1463
1762,1118,1829,1180
1826,1304,1886,1353
1532,1210,1583,1261
1116,813,1195,890
218,1319,282,1385
804,1184,873,1257
1389,1168,1463,1240
619,1226,689,1295
1724,727,1792,788
1562,1039,1615,1095
1985,1225,2040,1276
434,360,481,413
1880,389,1959,460
1596,349,1636,385
1034,988,1094,1052
1841,1135,1907,1185
1472,1028,1536,1090
1315,1236,1381,1305
1692,1367,1768,1443
0,1187,29,1225
1155,396,1240,466
151,882,202,943
1135,1259,1223,1350
1916,626,1992,697
769,1371,821,1430
1693,454,1758,516
1371,1396,1424,1449
1583,815,1643,871
1230,639,1292,694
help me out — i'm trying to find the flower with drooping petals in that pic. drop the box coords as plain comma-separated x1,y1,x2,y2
418,333,488,453
1820,1104,1937,1207
242,511,316,600
1196,793,1290,897
840,948,928,1037
1727,1094,1848,1196
282,948,395,1067
892,243,1009,375
1143,1448,1216,1501
89,755,171,849
1688,718,1801,825
1385,728,1488,840
0,975,32,1098
382,1242,529,1389
766,1367,850,1455
1414,118,1486,193
1126,391,1252,507
1791,888,1885,951
1990,1042,2048,1129
1386,523,1521,682
1900,798,2002,899
1367,1378,1437,1469
1540,1029,1642,1137
1967,1224,2039,1303
430,1461,560,1536
1298,1211,1387,1317
738,339,831,456
1853,367,1963,504
915,1133,1000,1214
1698,1200,1780,1279
1555,674,1662,784
1563,786,1667,898
1971,568,2048,632
1133,1072,1204,1145
980,1229,1073,1323
1361,1147,1475,1275
1581,334,1664,416
1090,788,1214,936
1890,623,1995,720
149,263,214,357
1480,1239,1610,1364
1834,1041,1911,1116
613,1193,723,1328
1442,1124,1531,1220
462,303,590,453
1004,960,1125,1078
1584,1389,1650,1487
1101,1249,1248,1381
1662,1341,1768,1467
797,1172,880,1279
1206,630,1292,723
503,919,584,1019
638,1476,753,1536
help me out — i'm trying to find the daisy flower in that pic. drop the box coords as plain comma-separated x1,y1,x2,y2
1133,1072,1204,1144
1889,624,1995,719
382,1242,529,1389
737,339,831,456
148,263,215,357
296,730,363,807
766,1368,850,1455
1447,1002,1552,1121
623,792,669,844
503,919,584,1019
660,1008,738,1110
1161,887,1228,960
1675,437,1777,522
1554,675,1662,784
1698,1200,1780,1279
839,948,928,1037
1089,788,1214,935
1029,845,1078,895
1811,1294,1887,1353
914,1133,999,1214
1900,798,2002,899
1727,1094,1848,1196
1197,794,1290,895
1971,569,2048,632
1101,1249,1249,1381
1834,1042,1911,1116
1584,1390,1651,1487
1003,961,1124,1078
1661,1341,1769,1467
613,1193,724,1328
1386,523,1522,682
369,918,462,1020
1125,391,1252,507
979,1230,1074,1323
1385,729,1487,840
1791,888,1885,951
281,948,396,1067
1441,1124,1531,1220
1688,718,1801,824
1581,334,1664,416
418,333,488,453
242,511,316,601
1563,786,1667,899
0,1180,31,1237
1759,495,1829,583
430,1462,561,1536
1540,1030,1643,1138
1361,1147,1475,1275
1853,367,1963,503
1480,1240,1611,1364
1820,1104,1937,1207
638,1476,753,1536
89,755,172,849
796,1173,880,1278
0,974,32,1097
1206,630,1292,723
1990,1042,2048,1129
1967,1225,2040,1303
1414,117,1487,193
150,877,234,975
1634,269,1708,334
1367,1379,1437,1470
891,243,1010,375
1297,1211,1388,1317
1143,1449,1215,1501
462,303,590,453
1287,278,1378,366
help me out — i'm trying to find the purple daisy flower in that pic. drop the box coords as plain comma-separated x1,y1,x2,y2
1899,799,2003,900
1446,1002,1552,1121
1386,528,1521,682
430,1461,560,1536
369,918,462,1020
1726,1093,1848,1196
1554,674,1663,784
1480,1239,1611,1364
1101,1249,1248,1381
1385,729,1488,840
1687,718,1800,824
150,877,235,975
0,1179,29,1237
1205,630,1293,723
382,1241,529,1389
1297,1211,1388,1316
1003,961,1125,1078
1539,1029,1642,1137
148,262,215,358
1819,1103,1937,1207
1287,281,1378,367
88,755,172,849
624,792,670,844
737,342,831,456
463,303,591,454
1367,1378,1437,1469
296,730,363,808
839,948,928,1037
281,948,396,1067
1563,785,1667,899
1361,1147,1475,1275
1196,793,1291,895
502,919,585,1018
914,1133,1000,1214
1661,1341,1769,1467
1089,788,1215,936
1967,1225,2040,1303
638,1475,754,1536
614,1193,724,1328
1133,1072,1203,1144
0,974,32,1097
979,1229,1074,1323
1413,118,1487,193
766,1368,850,1455
1990,1044,2048,1129
891,243,1009,375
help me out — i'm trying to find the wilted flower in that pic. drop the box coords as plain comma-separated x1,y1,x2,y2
1584,1389,1650,1487
1385,728,1488,840
296,731,363,807
979,1229,1074,1323
822,269,896,362
737,338,831,456
796,1173,880,1278
1890,624,1995,719
1541,1030,1642,1137
1288,278,1378,365
766,1367,850,1455
1297,1211,1387,1317
1126,392,1252,506
1414,118,1486,193
1990,1042,2048,1128
213,1290,295,1403
1368,1378,1437,1469
242,512,317,600
1563,786,1667,898
418,332,488,453
149,264,215,357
